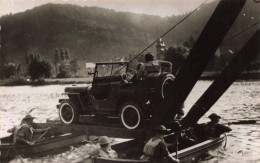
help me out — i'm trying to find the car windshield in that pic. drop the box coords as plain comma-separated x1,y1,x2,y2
95,63,127,77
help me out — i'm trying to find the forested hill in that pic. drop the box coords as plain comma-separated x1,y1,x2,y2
0,0,259,64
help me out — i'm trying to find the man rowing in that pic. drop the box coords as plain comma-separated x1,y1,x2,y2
194,113,232,141
8,115,51,145
204,113,232,138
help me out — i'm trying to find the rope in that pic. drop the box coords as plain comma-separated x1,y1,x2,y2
221,21,260,45
113,0,209,75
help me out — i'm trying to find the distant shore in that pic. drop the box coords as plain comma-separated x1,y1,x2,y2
0,71,259,86
0,77,92,86
200,71,260,80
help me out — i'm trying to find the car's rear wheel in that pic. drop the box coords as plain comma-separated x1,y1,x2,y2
120,102,143,130
59,99,79,124
156,73,175,99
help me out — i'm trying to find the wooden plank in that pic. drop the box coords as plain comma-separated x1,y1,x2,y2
149,0,246,128
34,123,145,139
181,30,260,127
79,115,122,127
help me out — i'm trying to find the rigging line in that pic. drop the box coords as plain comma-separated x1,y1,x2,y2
113,0,209,75
221,21,260,45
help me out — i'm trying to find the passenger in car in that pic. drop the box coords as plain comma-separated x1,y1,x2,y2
136,53,161,81
131,62,144,82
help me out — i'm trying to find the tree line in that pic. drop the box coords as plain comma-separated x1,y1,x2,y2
1,1,258,64
164,36,260,75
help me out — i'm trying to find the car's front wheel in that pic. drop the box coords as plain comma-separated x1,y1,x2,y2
59,99,79,124
120,102,143,130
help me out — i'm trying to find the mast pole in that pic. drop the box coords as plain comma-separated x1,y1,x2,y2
181,30,260,128
150,0,247,128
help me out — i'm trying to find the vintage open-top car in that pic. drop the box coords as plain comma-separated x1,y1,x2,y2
57,61,175,129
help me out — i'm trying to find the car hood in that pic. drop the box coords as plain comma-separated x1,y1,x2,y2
65,85,92,93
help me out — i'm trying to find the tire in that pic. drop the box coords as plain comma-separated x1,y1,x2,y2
59,99,79,124
120,102,143,130
155,73,175,99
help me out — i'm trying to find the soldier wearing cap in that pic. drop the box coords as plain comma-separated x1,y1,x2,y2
141,125,179,163
136,53,161,80
8,115,50,145
88,136,118,158
73,136,118,163
204,113,232,138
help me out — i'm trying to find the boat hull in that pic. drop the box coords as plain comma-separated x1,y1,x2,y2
90,135,226,163
0,134,87,162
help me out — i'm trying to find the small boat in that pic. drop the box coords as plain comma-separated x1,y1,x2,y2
0,124,88,162
78,134,226,163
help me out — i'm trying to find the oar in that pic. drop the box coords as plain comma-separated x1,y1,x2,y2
11,144,25,163
27,108,36,115
224,120,257,125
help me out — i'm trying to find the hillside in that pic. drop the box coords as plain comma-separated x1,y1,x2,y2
0,4,169,63
0,0,259,66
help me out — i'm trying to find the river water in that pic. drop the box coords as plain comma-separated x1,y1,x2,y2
0,81,259,162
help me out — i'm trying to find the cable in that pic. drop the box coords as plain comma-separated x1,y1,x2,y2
221,21,260,45
113,0,209,75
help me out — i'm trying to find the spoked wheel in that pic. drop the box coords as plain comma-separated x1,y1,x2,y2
59,100,79,124
120,102,143,130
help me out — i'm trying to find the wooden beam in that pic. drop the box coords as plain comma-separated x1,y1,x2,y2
34,123,145,140
181,30,260,127
149,0,246,128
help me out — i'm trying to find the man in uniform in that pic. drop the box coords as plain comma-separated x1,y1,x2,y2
87,136,118,158
204,113,232,138
141,125,179,163
136,53,161,80
73,136,118,163
8,115,51,145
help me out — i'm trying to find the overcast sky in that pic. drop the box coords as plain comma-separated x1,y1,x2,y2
0,0,207,17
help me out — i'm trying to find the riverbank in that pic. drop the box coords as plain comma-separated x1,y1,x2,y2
0,77,92,86
200,71,260,80
0,71,259,86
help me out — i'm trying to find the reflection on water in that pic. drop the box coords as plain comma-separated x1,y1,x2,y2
1,81,259,162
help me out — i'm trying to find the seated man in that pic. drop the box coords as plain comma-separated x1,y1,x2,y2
204,113,232,138
141,125,179,163
8,115,50,145
73,136,118,163
88,136,118,158
130,62,144,83
194,113,232,140
136,53,161,81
